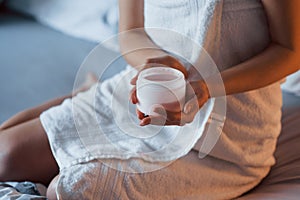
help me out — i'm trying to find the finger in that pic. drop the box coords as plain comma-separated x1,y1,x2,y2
183,97,198,114
140,117,151,126
139,106,168,126
185,81,196,100
159,116,185,126
165,120,180,126
141,112,187,126
164,118,185,126
170,112,188,126
152,106,167,117
146,57,188,78
129,87,138,104
149,114,167,126
130,75,138,85
173,63,188,78
182,98,200,124
142,115,178,126
181,111,196,124
146,107,169,126
136,109,145,120
197,96,209,109
130,64,152,85
152,107,191,126
166,111,182,122
152,106,182,123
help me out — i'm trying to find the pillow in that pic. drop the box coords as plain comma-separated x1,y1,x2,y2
281,70,300,97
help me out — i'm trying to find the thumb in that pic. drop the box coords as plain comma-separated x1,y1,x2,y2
130,74,138,85
129,87,138,104
183,97,197,114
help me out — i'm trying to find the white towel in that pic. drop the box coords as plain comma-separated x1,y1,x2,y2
41,0,284,199
41,65,214,173
39,0,220,173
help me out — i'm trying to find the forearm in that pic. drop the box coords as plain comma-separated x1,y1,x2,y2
119,29,168,69
207,43,300,97
118,0,172,70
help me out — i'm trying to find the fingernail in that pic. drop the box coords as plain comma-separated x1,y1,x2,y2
186,105,192,113
132,97,137,104
140,121,145,126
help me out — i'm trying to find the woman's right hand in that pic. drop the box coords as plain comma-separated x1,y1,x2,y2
129,55,188,118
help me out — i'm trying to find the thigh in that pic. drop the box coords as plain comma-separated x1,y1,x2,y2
55,152,262,200
0,118,58,185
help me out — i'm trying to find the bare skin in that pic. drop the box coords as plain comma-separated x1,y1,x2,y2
0,118,58,185
0,0,299,199
121,0,300,126
0,74,97,199
0,73,97,131
45,1,300,197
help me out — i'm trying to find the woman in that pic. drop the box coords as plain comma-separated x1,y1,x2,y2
0,0,299,199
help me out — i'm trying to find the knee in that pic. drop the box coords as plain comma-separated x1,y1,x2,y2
0,122,4,131
47,175,59,200
0,121,8,131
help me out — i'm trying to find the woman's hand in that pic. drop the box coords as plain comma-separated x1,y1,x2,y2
138,79,210,126
129,55,188,104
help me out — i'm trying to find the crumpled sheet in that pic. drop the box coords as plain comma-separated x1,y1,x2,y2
0,182,47,200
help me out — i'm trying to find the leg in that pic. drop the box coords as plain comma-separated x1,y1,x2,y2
0,118,59,185
0,95,72,130
0,73,98,130
0,74,97,186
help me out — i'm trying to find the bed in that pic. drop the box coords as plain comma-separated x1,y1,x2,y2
1,6,300,200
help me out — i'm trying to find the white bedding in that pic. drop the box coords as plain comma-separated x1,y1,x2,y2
0,182,47,199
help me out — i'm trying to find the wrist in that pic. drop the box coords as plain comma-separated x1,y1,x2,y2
205,74,227,97
146,55,188,78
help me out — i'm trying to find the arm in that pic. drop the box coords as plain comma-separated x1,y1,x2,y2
141,0,300,126
119,0,188,77
119,0,168,68
209,0,300,97
119,0,188,115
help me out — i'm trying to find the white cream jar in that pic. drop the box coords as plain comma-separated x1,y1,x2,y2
136,67,186,115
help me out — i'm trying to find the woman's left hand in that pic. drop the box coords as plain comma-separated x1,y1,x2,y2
139,79,210,126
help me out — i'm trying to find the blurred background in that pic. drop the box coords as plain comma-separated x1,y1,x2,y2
0,0,126,123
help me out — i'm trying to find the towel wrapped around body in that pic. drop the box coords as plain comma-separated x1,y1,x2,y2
40,0,282,199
